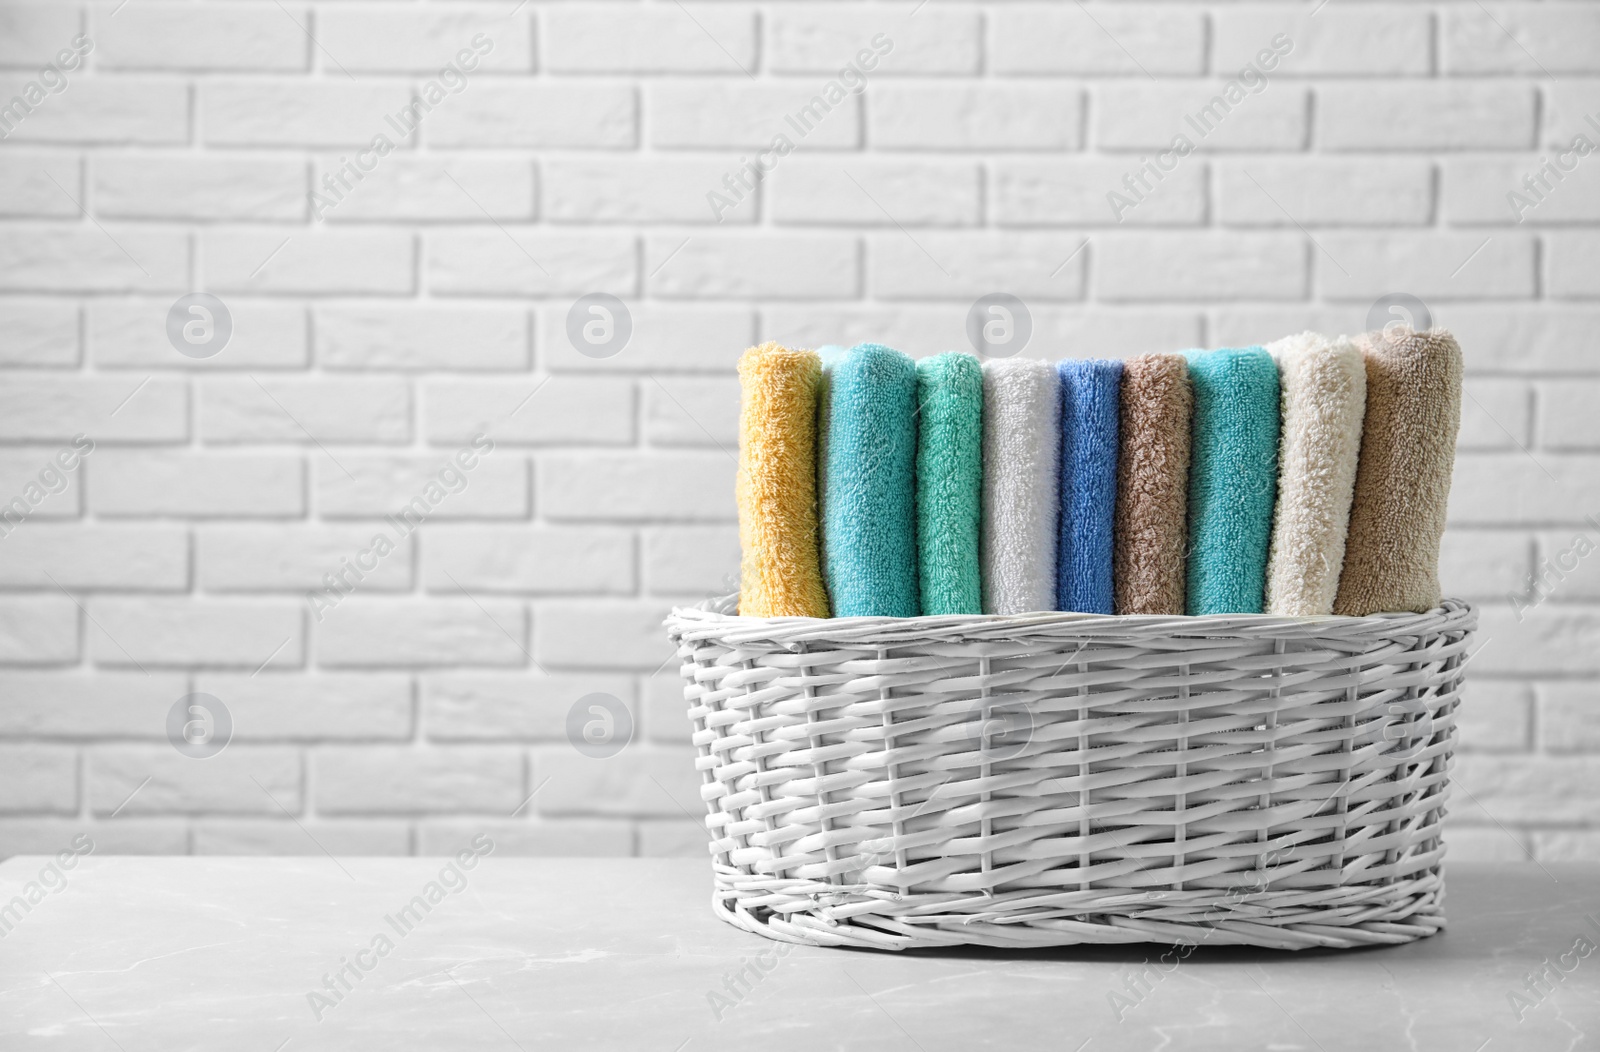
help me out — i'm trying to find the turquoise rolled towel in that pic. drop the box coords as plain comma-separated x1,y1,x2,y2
1184,347,1280,615
915,352,983,615
1057,358,1122,614
822,343,919,617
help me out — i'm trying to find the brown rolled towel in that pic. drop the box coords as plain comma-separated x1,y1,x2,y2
1113,353,1192,615
1333,327,1463,616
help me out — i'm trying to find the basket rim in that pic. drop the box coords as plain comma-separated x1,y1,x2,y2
666,594,1477,648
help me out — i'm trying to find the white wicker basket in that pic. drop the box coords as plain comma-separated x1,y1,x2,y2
665,596,1476,951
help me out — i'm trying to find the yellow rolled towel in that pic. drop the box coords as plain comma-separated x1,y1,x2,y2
737,343,831,618
1334,327,1463,616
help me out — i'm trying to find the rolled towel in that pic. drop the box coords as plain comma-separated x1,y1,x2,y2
1185,347,1280,615
981,358,1061,614
915,352,984,615
1334,327,1463,616
822,343,919,617
1113,354,1192,616
1264,333,1367,616
1057,358,1123,614
736,343,830,618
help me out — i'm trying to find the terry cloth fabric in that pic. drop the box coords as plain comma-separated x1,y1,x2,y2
813,345,847,546
822,343,919,617
1057,359,1123,614
1334,327,1464,616
736,343,830,619
981,358,1061,615
915,352,984,615
1264,332,1368,617
1113,354,1192,616
1184,347,1281,616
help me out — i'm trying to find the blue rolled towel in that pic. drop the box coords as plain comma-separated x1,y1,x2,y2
822,343,919,617
1056,358,1123,614
915,352,984,615
1184,347,1281,615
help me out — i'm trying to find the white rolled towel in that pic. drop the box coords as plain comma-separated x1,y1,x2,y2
1264,332,1367,616
981,358,1061,614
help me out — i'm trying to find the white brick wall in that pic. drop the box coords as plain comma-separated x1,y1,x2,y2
0,0,1596,865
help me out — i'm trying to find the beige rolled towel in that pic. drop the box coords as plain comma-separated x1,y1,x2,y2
1333,327,1463,616
1264,333,1367,616
1113,354,1191,615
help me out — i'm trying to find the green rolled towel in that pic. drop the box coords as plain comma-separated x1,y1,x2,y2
822,343,919,617
1184,347,1280,615
914,352,983,615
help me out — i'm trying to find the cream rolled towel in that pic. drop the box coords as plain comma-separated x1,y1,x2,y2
1263,333,1367,616
981,358,1060,614
1334,327,1464,616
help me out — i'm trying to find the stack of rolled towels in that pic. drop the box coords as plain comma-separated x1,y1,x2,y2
735,327,1463,620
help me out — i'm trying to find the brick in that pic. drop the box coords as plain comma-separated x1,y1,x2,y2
193,673,412,741
0,818,188,857
418,819,633,857
315,599,527,668
1450,454,1600,525
0,745,75,813
543,157,756,225
95,3,307,71
1536,381,1600,449
1543,80,1600,149
1315,232,1536,301
643,672,695,745
0,301,76,366
192,819,410,856
200,376,410,444
541,304,754,374
1474,603,1600,674
206,229,415,296
94,155,306,222
871,84,1081,151
545,6,754,73
769,159,982,227
422,672,633,741
1443,155,1600,226
424,376,634,446
86,598,303,670
533,600,678,671
0,673,184,738
317,305,526,371
871,231,1088,301
1455,679,1532,753
90,451,304,518
314,156,534,223
315,7,533,73
1096,233,1306,302
0,224,187,293
768,5,977,74
89,300,308,371
313,746,523,813
0,524,188,590
423,525,633,595
1210,305,1379,352
1534,831,1600,863
202,81,415,148
646,233,856,300
995,159,1206,227
0,374,186,442
427,84,636,149
0,151,80,218
1534,529,1600,600
649,82,860,149
1549,233,1600,299
638,818,708,858
0,597,78,664
88,745,301,815
991,5,1204,75
1453,753,1600,823
0,5,81,66
538,452,735,522
1438,529,1531,600
0,78,187,144
645,376,738,449
1538,682,1600,754
427,229,635,297
0,448,85,520
1444,4,1600,75
1213,7,1431,76
533,747,701,817
643,526,738,597
1319,84,1536,151
314,453,527,520
1428,306,1600,374
1442,823,1530,863
1458,378,1530,450
1093,83,1307,151
1217,158,1433,226
196,524,412,593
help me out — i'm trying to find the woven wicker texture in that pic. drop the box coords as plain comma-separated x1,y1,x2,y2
665,597,1476,952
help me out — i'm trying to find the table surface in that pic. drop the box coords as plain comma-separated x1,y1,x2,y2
1,856,1597,1051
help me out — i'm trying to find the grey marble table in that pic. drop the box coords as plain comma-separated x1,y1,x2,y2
1,856,1597,1051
